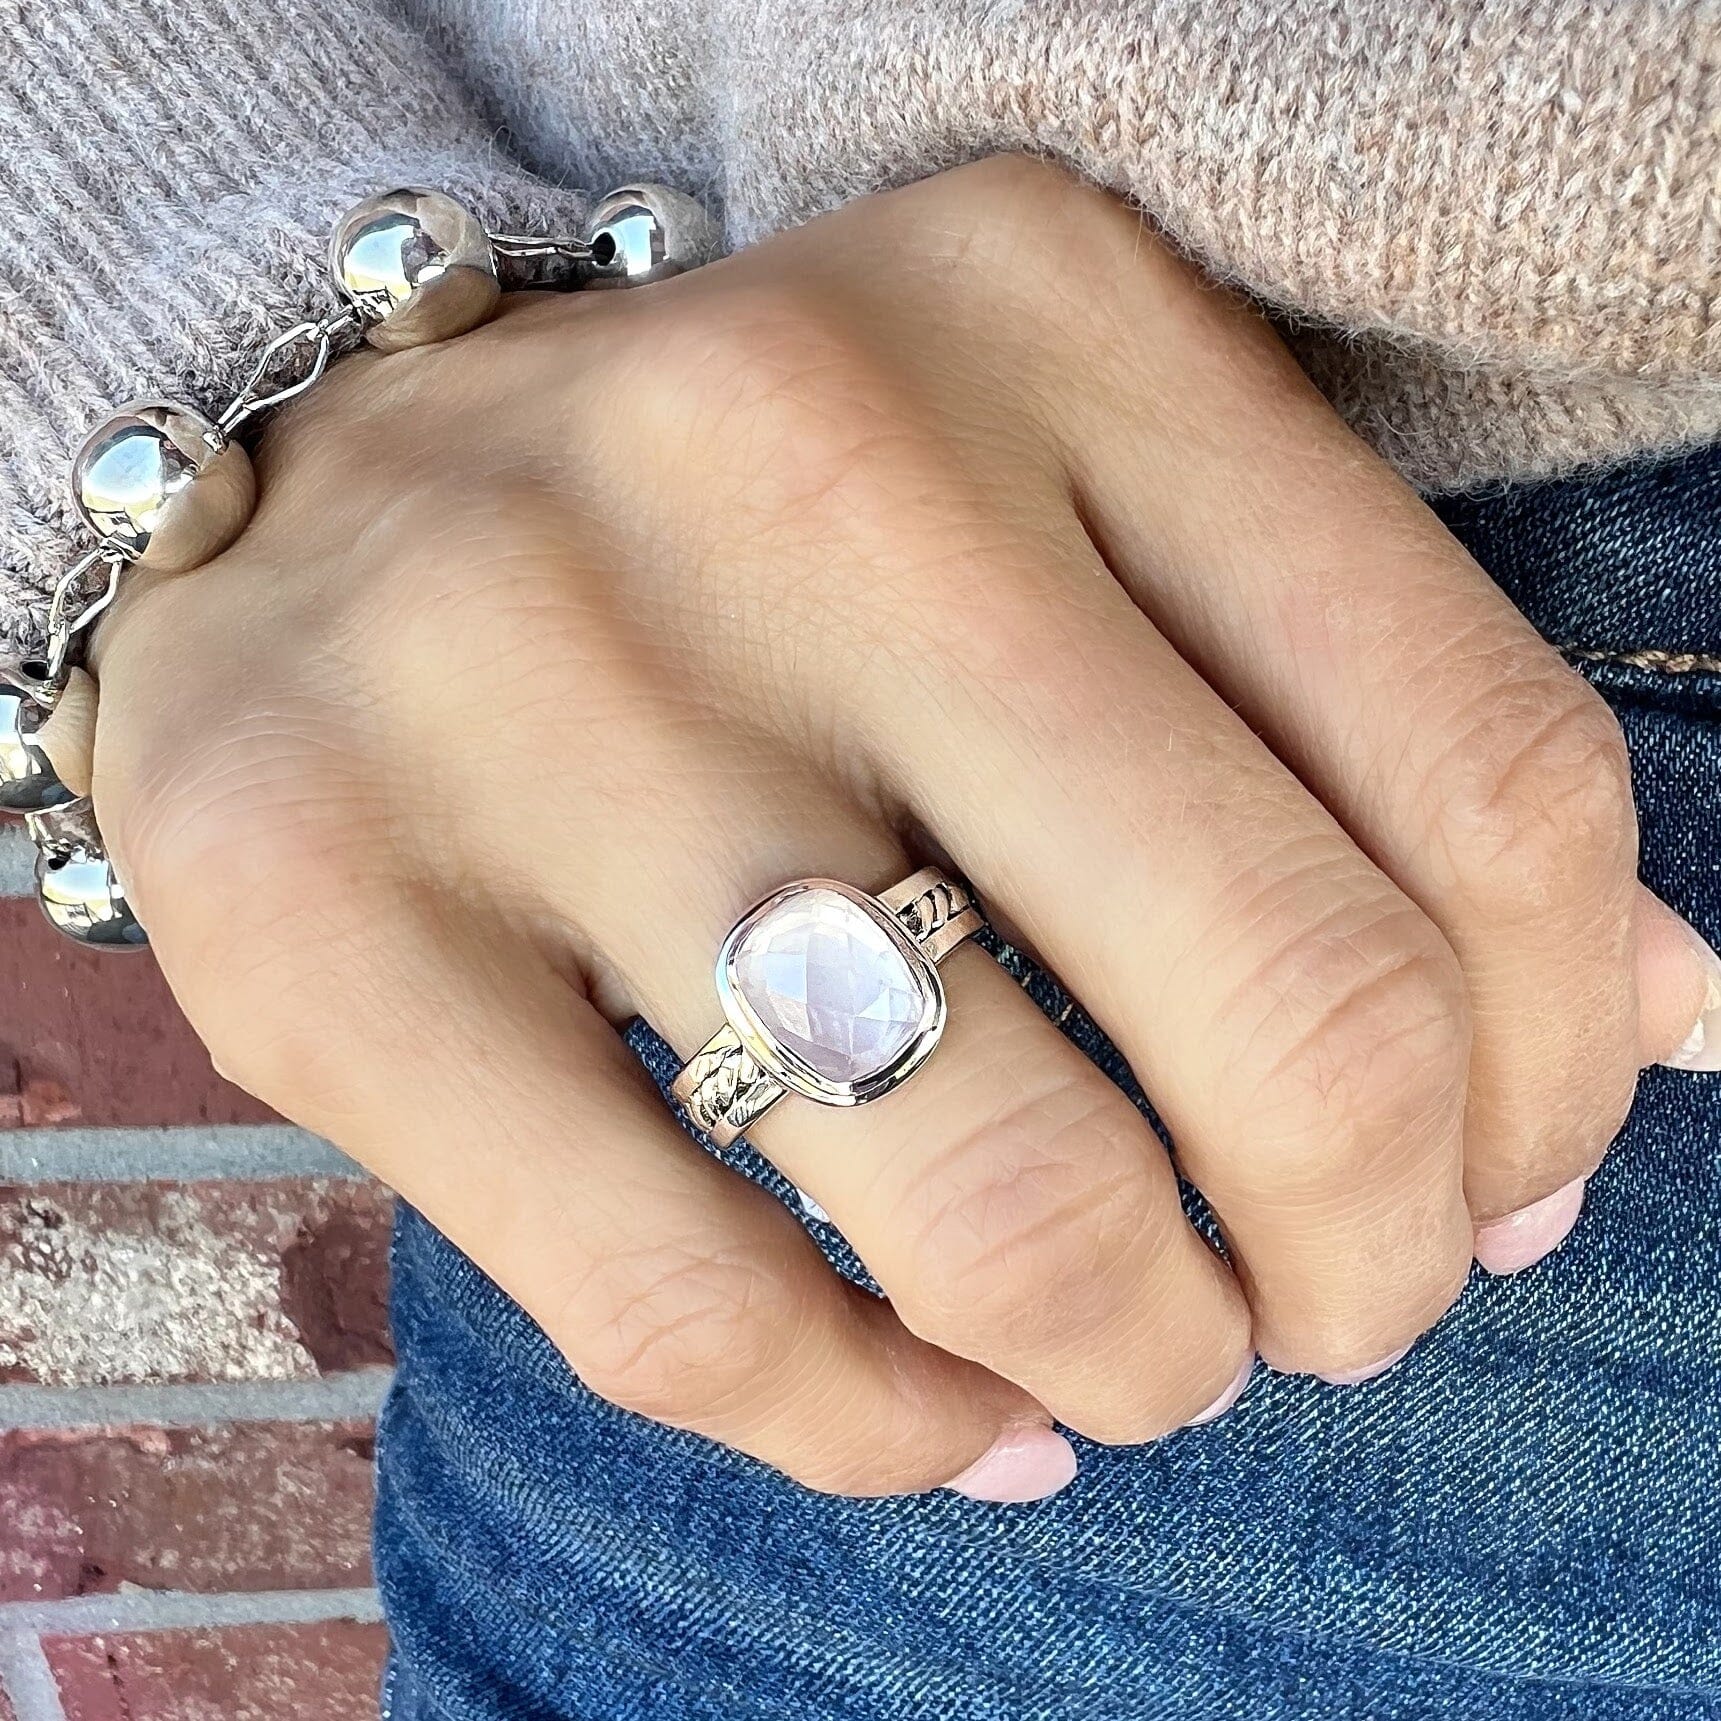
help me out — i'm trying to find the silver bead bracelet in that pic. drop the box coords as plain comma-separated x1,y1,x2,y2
0,183,718,952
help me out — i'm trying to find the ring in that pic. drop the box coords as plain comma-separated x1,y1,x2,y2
671,867,986,1148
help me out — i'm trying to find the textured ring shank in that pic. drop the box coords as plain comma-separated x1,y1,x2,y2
877,867,983,964
674,1026,786,1144
671,866,983,1149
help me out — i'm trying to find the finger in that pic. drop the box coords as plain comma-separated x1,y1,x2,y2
614,256,1475,1378
1635,889,1721,1072
749,940,1256,1444
390,536,1263,1451
809,510,1475,1377
142,863,1062,1500
1016,229,1653,1220
1469,888,1721,1276
545,758,1255,1446
1467,877,1721,1279
35,667,97,796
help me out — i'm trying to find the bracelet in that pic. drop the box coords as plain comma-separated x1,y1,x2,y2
0,183,718,951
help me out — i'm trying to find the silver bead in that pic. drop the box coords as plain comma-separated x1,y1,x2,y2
28,801,147,950
0,681,73,813
37,849,147,948
329,189,500,351
72,402,256,573
583,184,721,288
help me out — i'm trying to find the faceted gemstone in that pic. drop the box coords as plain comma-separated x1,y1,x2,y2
731,888,926,1084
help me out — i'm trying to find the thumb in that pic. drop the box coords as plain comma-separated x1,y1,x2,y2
1635,887,1721,1071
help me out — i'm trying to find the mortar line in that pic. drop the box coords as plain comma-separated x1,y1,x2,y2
0,1369,394,1431
0,1586,385,1636
0,832,34,899
0,1125,366,1183
0,1630,69,1721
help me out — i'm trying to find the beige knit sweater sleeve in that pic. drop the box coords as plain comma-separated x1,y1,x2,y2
404,0,1720,497
0,0,587,664
690,0,1721,492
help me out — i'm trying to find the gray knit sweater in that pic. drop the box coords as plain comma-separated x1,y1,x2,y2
2,0,1717,662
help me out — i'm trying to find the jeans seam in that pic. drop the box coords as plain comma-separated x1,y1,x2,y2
1563,646,1721,676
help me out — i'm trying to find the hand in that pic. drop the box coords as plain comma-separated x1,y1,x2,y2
89,157,1720,1499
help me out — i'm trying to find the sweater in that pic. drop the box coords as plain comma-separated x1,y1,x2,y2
1,0,1717,663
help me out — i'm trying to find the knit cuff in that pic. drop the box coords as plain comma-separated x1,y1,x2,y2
0,0,590,664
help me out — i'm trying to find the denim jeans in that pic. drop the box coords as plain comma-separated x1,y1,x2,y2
376,444,1721,1720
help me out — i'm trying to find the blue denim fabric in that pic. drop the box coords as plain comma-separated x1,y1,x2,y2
376,444,1721,1720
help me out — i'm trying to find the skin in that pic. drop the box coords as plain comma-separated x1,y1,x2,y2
85,157,1715,1496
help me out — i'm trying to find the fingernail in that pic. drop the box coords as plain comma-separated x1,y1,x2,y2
1185,1355,1255,1426
1317,1344,1410,1387
793,1184,832,1224
1663,962,1721,1073
1473,1176,1586,1275
943,1426,1078,1503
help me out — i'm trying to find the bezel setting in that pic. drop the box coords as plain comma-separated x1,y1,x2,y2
715,878,946,1107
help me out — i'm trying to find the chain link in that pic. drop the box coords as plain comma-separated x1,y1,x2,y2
17,202,619,695
489,230,594,262
215,306,361,436
0,184,711,949
24,793,102,862
27,545,122,697
18,304,364,696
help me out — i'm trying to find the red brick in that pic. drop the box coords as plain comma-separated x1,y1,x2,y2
46,1622,388,1720
0,898,273,1128
0,1181,392,1385
0,1421,375,1602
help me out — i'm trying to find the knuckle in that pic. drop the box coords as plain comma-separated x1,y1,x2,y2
1409,654,1642,1209
1213,888,1471,1188
891,1076,1170,1356
929,153,1118,257
571,1243,800,1428
1424,671,1638,912
915,155,1180,334
598,275,954,580
1270,1264,1467,1378
938,152,1086,219
650,273,875,417
106,709,400,1123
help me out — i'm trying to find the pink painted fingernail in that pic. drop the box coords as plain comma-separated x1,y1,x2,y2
1473,1176,1586,1275
943,1426,1078,1503
1185,1356,1255,1426
1317,1344,1410,1387
1663,967,1721,1073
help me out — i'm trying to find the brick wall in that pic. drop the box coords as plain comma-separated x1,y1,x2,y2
0,828,393,1719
